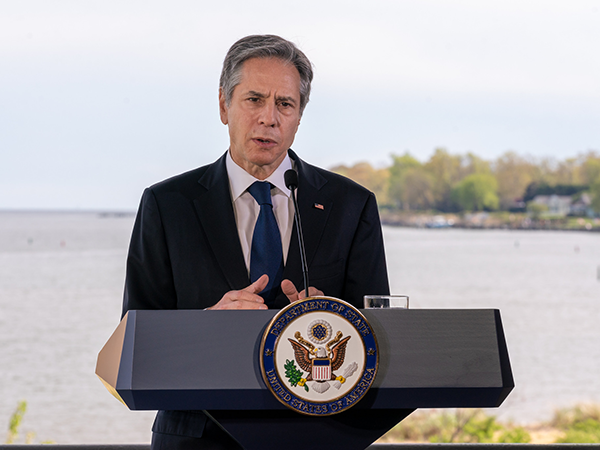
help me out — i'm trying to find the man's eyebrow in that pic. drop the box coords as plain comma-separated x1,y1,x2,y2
275,95,297,105
246,90,297,104
247,90,267,98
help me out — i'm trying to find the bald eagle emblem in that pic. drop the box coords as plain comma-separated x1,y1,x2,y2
286,320,358,394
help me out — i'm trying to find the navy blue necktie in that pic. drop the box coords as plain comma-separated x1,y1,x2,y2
248,181,284,305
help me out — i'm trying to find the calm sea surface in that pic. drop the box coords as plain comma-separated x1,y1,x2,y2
1,211,599,444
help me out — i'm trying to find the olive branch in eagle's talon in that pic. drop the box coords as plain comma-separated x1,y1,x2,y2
284,359,309,392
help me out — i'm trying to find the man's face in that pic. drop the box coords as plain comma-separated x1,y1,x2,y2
219,57,302,180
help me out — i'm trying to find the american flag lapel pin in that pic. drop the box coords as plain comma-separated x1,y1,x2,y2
313,203,324,210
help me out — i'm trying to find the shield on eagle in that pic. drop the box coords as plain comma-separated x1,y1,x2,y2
312,358,331,381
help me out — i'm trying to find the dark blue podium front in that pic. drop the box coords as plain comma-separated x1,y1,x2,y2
96,309,513,450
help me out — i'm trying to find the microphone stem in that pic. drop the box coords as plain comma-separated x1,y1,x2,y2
290,186,310,295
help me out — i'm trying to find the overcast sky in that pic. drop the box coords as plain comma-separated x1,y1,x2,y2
1,0,599,210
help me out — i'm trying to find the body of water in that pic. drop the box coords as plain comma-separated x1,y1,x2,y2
1,211,599,443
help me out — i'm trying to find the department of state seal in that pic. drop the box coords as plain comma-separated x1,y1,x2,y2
260,296,378,416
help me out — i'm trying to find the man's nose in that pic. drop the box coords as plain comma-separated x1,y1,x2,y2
258,102,278,127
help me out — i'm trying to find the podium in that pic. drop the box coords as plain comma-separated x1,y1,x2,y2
97,308,513,450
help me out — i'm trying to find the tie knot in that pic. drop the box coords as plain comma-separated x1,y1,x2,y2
248,181,273,206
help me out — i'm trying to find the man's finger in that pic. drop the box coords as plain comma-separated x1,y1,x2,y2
281,279,299,302
244,274,269,295
308,286,324,297
224,299,267,310
297,286,325,300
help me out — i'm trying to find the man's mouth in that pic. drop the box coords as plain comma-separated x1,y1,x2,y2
253,138,277,147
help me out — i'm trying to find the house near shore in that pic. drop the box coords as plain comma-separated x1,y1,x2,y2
531,193,594,217
570,193,594,217
531,195,571,216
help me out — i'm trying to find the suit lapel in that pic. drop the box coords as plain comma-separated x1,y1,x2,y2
192,150,332,293
193,153,249,290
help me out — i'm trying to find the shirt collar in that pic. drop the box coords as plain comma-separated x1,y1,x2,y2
226,150,292,201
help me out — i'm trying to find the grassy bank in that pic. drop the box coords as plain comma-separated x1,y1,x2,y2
380,210,600,231
377,404,600,444
5,401,600,444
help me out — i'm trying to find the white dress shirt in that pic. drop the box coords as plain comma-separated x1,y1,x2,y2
226,150,295,275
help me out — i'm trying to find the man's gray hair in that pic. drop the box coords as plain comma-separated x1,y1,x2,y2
220,35,314,115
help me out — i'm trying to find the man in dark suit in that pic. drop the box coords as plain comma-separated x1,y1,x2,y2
122,35,389,449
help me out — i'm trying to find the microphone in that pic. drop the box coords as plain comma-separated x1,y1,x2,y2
284,169,310,296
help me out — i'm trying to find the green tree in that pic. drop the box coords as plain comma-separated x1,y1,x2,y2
578,151,600,185
389,152,422,177
462,152,492,177
452,173,499,211
493,151,538,209
537,156,583,186
555,157,580,184
537,157,561,185
396,167,435,211
331,161,390,204
388,153,424,210
590,177,600,214
424,148,463,211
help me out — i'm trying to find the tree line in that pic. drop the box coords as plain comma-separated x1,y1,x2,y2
331,148,600,214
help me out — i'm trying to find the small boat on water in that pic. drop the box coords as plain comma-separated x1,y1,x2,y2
425,215,455,228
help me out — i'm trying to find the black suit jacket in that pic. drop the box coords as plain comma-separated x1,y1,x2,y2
122,150,390,441
123,150,389,314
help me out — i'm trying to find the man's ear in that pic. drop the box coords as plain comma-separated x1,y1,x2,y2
218,88,228,125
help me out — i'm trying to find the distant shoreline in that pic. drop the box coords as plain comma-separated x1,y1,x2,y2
379,210,600,232
0,209,136,216
1,209,598,231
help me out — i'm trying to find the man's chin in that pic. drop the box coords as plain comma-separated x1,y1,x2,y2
248,149,287,168
231,145,289,177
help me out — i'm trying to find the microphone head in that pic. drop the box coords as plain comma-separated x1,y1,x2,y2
284,169,299,190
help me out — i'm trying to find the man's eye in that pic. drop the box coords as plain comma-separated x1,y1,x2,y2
280,102,291,108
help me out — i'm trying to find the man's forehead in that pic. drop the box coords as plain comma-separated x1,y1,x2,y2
242,56,297,72
237,57,301,95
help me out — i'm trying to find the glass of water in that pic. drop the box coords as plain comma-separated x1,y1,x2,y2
364,295,409,309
